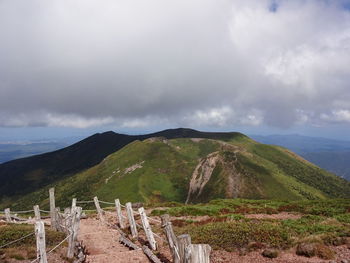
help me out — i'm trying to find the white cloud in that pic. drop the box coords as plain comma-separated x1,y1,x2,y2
321,109,350,123
0,0,350,130
0,112,115,128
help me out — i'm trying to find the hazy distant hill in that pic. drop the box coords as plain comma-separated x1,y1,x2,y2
0,142,68,164
251,134,350,180
1,129,349,209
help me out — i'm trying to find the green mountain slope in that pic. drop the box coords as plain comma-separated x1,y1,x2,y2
0,128,245,203
8,135,350,209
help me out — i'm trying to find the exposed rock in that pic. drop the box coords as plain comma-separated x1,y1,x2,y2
315,244,335,260
262,249,279,258
185,152,220,203
296,243,316,257
124,161,144,174
333,237,347,246
247,241,266,251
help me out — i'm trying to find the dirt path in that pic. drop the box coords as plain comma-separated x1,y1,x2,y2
78,218,149,263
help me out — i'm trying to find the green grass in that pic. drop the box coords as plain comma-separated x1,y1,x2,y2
0,223,66,248
4,136,350,210
169,199,350,252
176,220,292,250
151,198,350,217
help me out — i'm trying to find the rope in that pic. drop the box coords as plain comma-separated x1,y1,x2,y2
82,209,97,212
10,209,34,214
0,232,35,248
39,209,50,213
99,200,115,205
30,258,38,263
147,216,161,224
121,204,126,208
47,233,72,254
76,200,94,204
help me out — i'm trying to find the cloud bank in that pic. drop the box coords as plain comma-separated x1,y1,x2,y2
0,0,350,129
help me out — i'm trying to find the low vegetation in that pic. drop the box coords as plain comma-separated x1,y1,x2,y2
151,198,350,254
0,223,66,261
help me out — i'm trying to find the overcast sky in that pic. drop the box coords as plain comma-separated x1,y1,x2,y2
1,0,350,140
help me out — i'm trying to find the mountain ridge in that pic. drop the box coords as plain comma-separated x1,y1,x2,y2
0,128,245,201
1,131,349,209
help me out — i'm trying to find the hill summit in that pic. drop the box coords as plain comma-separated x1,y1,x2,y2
1,128,349,209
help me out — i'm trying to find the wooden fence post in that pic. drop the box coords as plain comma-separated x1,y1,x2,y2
35,220,48,263
93,196,105,223
138,207,157,250
115,199,125,229
185,244,211,263
161,214,180,263
126,202,138,238
67,206,82,258
33,205,41,220
62,208,71,234
49,188,58,230
178,234,191,263
4,208,11,222
71,198,77,210
55,208,64,232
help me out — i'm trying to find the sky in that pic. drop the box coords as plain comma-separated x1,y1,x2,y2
1,0,350,141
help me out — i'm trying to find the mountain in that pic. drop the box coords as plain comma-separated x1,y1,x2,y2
0,128,246,205
251,134,350,180
0,142,69,164
2,129,350,209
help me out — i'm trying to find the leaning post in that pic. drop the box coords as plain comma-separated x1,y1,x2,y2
138,207,157,250
115,199,125,229
93,196,105,223
161,214,180,263
126,202,138,238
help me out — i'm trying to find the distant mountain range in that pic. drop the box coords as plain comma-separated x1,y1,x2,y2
0,137,81,164
251,134,350,180
1,128,349,209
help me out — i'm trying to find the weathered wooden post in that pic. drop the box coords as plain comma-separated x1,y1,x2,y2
178,234,191,263
55,208,65,232
71,198,77,210
4,208,12,222
185,244,211,263
67,206,82,258
93,196,105,223
126,202,138,238
49,188,58,230
138,207,157,250
62,207,71,234
33,205,41,221
161,214,180,263
35,220,48,263
115,199,125,229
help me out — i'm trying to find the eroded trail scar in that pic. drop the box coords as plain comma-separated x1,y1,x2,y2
78,218,148,263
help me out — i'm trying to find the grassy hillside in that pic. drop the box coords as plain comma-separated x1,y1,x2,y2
5,134,350,210
0,128,246,204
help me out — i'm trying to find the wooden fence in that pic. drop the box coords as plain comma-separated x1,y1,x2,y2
1,188,211,263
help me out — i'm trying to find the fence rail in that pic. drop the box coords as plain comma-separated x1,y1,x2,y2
1,187,211,263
